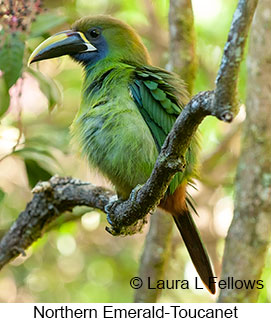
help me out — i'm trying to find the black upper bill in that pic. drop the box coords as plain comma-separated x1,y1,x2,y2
28,31,97,65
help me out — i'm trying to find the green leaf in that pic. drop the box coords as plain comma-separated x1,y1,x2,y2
13,146,58,165
30,13,67,38
0,33,25,89
0,77,10,118
0,188,5,204
24,159,53,188
13,146,62,174
28,68,62,111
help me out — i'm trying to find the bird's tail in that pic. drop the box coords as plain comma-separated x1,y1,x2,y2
172,209,216,294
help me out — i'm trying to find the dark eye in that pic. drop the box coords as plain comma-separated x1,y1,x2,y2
89,28,101,39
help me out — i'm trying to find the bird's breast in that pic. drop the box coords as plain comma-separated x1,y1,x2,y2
72,92,158,198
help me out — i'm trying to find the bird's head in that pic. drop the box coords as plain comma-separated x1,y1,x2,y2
28,15,151,68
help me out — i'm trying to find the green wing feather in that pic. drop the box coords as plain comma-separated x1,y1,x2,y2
129,66,199,195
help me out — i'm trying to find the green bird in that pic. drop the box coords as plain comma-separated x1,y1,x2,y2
29,15,215,294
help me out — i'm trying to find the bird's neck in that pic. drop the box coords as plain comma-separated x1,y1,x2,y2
83,58,139,79
83,59,118,81
82,59,135,97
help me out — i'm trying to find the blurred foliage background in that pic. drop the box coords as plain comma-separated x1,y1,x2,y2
0,0,270,302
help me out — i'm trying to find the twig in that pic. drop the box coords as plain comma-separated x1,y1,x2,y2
213,0,258,120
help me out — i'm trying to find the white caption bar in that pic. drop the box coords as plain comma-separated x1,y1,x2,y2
0,303,270,322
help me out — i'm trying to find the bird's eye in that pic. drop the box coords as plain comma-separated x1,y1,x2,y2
89,28,101,39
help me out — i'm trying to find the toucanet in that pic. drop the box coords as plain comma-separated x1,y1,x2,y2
29,15,215,294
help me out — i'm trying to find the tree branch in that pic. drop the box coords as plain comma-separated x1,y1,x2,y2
213,0,258,120
0,0,258,271
168,0,197,94
218,0,270,302
0,176,114,270
134,209,173,302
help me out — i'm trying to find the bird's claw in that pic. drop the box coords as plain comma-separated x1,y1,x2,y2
104,195,118,214
105,195,123,228
106,213,113,226
130,184,143,202
105,185,143,235
105,225,116,235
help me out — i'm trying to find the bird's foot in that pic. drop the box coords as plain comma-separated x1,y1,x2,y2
105,184,144,236
130,184,143,202
105,195,127,235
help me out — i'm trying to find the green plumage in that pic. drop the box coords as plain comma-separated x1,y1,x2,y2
71,59,199,198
